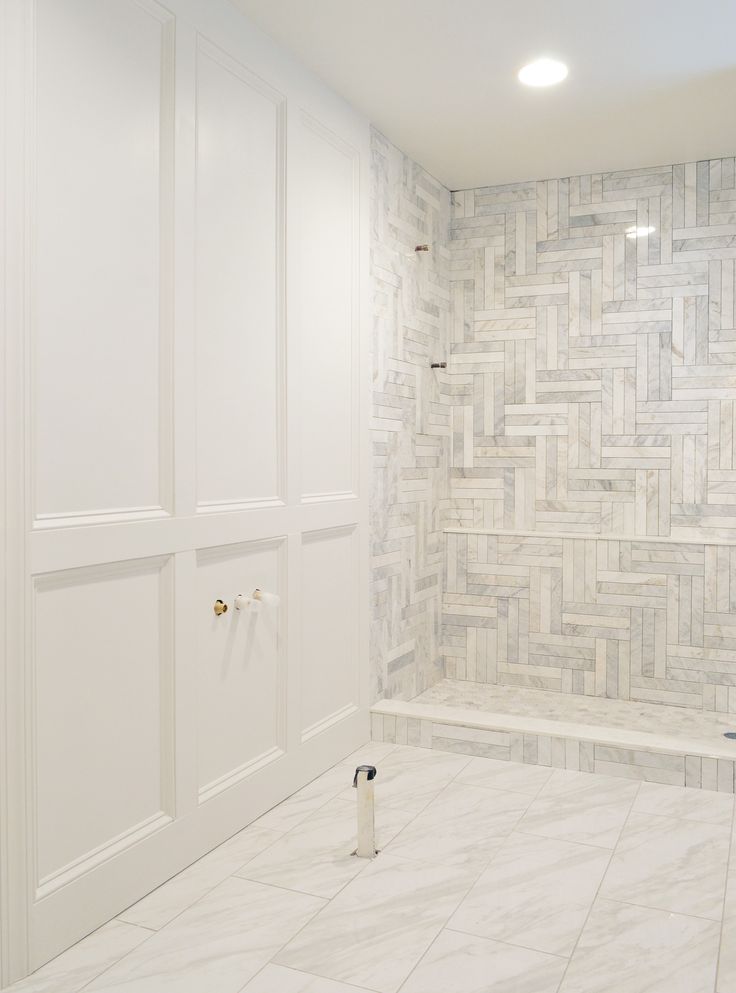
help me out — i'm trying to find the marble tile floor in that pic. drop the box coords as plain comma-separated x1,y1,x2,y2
5,742,736,993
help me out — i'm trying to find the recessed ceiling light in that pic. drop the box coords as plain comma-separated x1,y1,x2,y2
626,225,656,239
518,58,568,88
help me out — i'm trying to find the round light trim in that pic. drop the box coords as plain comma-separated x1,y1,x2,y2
518,58,568,87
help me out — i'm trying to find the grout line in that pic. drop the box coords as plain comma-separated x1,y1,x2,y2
552,780,642,990
715,795,736,992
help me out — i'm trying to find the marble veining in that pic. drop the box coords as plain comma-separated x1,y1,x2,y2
7,743,736,993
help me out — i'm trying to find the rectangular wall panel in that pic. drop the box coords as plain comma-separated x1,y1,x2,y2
33,557,173,891
296,113,358,501
195,539,286,800
33,0,173,523
300,526,359,738
195,39,285,510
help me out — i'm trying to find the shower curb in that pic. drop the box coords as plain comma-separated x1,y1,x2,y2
370,698,736,793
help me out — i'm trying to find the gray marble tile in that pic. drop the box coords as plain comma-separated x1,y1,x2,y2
275,854,479,993
400,929,567,993
515,768,639,847
88,877,325,993
601,811,730,919
238,798,414,898
633,780,734,825
559,898,720,993
449,831,610,956
384,781,530,866
455,756,553,795
2,921,150,993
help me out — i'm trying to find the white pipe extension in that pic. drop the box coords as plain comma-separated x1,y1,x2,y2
353,765,377,858
234,589,281,611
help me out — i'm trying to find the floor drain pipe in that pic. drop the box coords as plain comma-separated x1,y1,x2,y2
353,765,378,858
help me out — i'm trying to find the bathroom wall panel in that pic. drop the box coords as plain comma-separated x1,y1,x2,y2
33,0,174,524
194,39,285,510
33,557,173,890
3,0,369,979
295,114,358,502
300,526,360,739
195,539,285,801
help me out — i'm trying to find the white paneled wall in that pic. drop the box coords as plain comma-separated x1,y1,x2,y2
0,0,369,983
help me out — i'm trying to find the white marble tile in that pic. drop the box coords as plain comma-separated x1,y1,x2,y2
601,811,730,920
88,877,325,993
238,798,414,898
385,781,530,866
400,929,567,993
515,768,639,847
275,854,479,993
455,756,553,796
335,745,472,814
633,780,735,825
241,965,368,992
2,921,151,993
559,898,720,993
717,871,736,992
449,831,610,956
118,823,283,930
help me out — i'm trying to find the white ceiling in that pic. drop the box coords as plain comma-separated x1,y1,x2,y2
231,0,736,190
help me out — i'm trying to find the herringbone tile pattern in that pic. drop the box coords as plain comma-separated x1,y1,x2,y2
442,160,736,711
370,129,451,700
443,161,736,537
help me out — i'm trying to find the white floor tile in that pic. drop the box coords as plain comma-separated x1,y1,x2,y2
600,811,730,920
238,798,414,898
449,831,610,956
241,964,368,992
275,854,478,993
515,768,639,848
633,781,734,825
384,781,530,866
118,824,284,930
2,922,151,993
559,898,720,993
400,929,567,993
87,877,325,993
455,757,554,796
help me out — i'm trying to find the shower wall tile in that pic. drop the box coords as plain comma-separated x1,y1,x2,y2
443,158,736,540
370,128,452,700
440,156,736,711
444,532,736,712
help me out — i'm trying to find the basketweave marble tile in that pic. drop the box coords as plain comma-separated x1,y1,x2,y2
448,831,611,956
558,899,720,993
600,810,730,919
400,929,567,993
